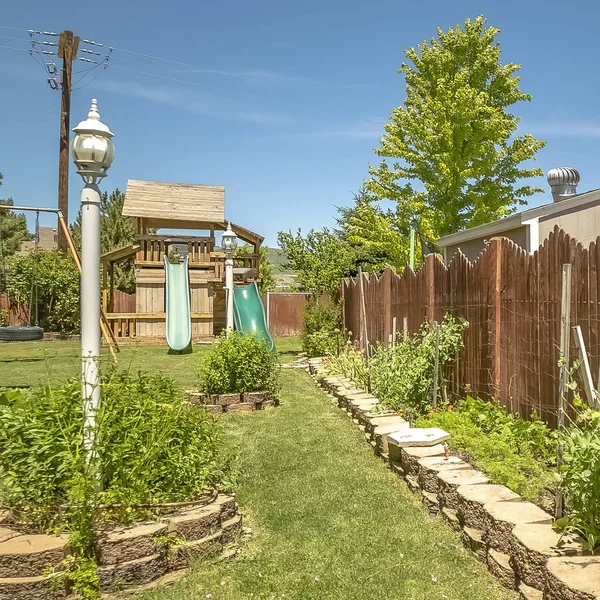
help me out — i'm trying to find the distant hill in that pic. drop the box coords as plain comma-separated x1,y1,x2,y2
265,247,297,289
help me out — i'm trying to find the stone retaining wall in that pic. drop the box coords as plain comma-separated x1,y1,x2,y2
308,358,600,600
0,493,241,599
185,390,279,414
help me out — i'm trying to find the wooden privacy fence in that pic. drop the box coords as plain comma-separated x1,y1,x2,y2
261,292,311,337
341,227,600,426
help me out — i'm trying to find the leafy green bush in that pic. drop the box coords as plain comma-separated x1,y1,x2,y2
555,400,600,550
0,374,234,598
323,342,370,390
199,330,280,395
418,397,555,502
3,250,80,333
370,315,467,421
301,299,342,357
0,372,232,529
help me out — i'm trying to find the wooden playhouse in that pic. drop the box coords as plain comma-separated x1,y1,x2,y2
100,180,263,341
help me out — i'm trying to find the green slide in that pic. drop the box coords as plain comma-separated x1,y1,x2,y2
233,282,275,350
164,256,192,351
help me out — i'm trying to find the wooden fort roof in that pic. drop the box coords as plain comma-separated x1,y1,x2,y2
123,179,225,224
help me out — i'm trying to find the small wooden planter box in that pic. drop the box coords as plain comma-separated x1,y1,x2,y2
185,390,279,413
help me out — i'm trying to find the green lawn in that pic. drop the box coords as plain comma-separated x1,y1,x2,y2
0,337,299,390
141,368,514,600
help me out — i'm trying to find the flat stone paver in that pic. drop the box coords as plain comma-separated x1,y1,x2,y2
418,456,472,493
511,524,585,591
400,444,446,475
437,469,490,509
387,427,450,448
456,484,521,529
483,501,553,554
546,556,600,600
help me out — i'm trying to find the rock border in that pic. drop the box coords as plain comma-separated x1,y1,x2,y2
0,493,241,599
185,390,279,413
307,357,599,600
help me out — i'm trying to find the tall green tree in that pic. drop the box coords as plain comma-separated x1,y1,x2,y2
367,16,546,244
71,189,136,293
0,174,31,258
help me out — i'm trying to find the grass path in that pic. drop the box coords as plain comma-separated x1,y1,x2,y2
141,368,515,600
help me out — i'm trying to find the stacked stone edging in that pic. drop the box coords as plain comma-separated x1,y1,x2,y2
185,390,279,413
307,356,599,600
0,493,241,599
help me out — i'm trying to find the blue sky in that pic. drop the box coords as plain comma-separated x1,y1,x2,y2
1,0,600,245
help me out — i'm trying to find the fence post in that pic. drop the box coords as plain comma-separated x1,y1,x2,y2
266,291,270,329
556,263,572,519
427,255,436,323
433,321,440,408
358,267,369,356
382,267,392,346
493,238,503,394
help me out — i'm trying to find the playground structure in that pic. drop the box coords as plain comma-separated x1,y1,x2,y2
101,179,272,347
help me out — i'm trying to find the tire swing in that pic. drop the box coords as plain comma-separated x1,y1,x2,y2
0,211,44,342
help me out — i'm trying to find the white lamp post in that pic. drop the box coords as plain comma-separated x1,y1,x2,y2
70,99,115,460
221,222,238,332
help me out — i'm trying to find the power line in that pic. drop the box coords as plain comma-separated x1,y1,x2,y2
0,43,30,52
108,46,287,88
109,64,267,100
0,25,30,33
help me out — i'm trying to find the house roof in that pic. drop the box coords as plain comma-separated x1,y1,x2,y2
437,188,600,247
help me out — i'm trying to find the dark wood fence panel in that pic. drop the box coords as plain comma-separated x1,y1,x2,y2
0,293,28,326
261,293,311,337
341,227,600,426
112,291,136,313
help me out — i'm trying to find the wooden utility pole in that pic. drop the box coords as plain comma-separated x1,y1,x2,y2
56,30,80,253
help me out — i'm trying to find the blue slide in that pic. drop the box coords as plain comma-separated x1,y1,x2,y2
164,256,192,351
233,282,275,350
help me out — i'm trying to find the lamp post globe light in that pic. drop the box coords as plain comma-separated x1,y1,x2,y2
70,98,114,459
221,223,238,332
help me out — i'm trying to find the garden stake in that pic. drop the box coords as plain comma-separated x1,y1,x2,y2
556,263,572,519
432,321,440,409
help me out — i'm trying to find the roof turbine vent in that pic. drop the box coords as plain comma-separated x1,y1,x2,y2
547,167,580,202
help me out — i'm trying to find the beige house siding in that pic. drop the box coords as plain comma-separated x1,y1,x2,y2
539,203,600,247
445,226,528,263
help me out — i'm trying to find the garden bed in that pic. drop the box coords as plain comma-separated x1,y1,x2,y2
0,493,241,599
308,357,600,600
185,390,279,413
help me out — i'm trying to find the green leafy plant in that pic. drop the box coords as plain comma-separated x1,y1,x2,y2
323,342,369,390
554,395,600,551
199,330,280,396
370,315,467,421
0,372,234,598
301,299,343,357
3,250,80,333
419,397,555,502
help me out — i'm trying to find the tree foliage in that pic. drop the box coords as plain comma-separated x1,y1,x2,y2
71,189,136,293
367,16,546,243
337,188,411,271
235,244,277,294
4,251,80,333
0,174,31,257
278,228,358,295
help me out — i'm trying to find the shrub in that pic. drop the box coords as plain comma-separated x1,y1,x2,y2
3,250,80,333
323,342,369,390
370,315,467,421
301,299,342,357
555,400,600,550
419,397,555,502
0,374,234,598
199,330,280,395
0,372,233,529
